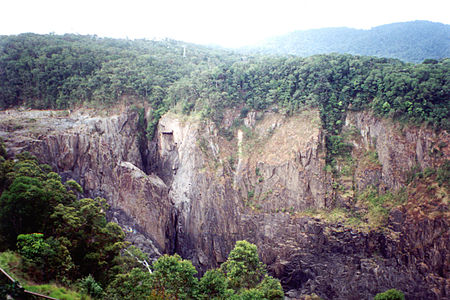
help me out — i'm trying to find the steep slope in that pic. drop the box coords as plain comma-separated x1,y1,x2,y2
0,107,175,259
251,21,450,63
1,106,448,299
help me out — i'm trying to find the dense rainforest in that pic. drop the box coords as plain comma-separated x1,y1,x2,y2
0,33,448,299
251,21,450,63
1,33,449,159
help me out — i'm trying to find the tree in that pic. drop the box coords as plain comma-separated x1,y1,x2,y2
150,254,199,299
256,275,284,300
0,176,49,247
49,197,127,283
232,288,265,300
16,233,74,281
198,269,228,299
220,240,266,290
17,233,52,261
79,274,105,299
106,268,152,300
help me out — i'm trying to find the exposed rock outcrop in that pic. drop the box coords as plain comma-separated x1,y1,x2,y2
1,107,448,299
0,108,174,257
155,113,241,270
346,111,449,190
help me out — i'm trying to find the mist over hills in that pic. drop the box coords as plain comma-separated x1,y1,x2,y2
249,21,450,63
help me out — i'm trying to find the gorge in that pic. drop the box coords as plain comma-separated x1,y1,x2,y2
0,32,448,299
0,104,448,299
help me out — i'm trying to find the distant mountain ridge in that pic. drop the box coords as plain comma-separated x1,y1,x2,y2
250,21,450,63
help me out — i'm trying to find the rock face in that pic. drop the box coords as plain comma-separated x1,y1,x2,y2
346,111,450,190
0,107,448,299
0,108,174,259
234,110,331,211
155,114,241,269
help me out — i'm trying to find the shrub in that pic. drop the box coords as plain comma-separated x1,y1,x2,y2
374,288,405,300
79,275,104,299
198,269,228,299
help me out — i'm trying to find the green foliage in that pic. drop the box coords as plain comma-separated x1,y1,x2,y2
240,107,250,118
50,198,127,284
0,150,126,287
2,34,448,133
0,176,50,247
17,233,51,260
146,107,167,141
374,288,405,300
79,275,104,299
150,254,199,299
0,33,237,110
0,152,80,249
326,135,353,164
106,268,152,300
220,240,266,290
436,160,450,189
25,284,90,300
65,179,83,194
253,21,450,63
198,269,228,299
256,276,285,300
106,241,283,300
232,288,265,299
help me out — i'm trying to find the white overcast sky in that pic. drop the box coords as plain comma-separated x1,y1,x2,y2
1,0,449,48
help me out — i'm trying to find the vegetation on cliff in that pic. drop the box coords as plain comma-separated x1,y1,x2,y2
0,33,448,299
1,34,448,133
0,142,282,299
106,241,283,300
0,146,126,292
1,33,448,171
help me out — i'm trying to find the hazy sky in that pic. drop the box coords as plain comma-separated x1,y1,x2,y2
1,0,449,47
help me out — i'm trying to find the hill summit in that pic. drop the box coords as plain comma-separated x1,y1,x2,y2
250,21,450,63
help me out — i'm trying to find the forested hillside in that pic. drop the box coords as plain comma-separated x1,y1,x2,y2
0,33,238,109
251,21,450,63
1,33,449,137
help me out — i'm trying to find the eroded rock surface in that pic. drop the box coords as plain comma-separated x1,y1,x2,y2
0,108,174,256
346,111,449,190
1,107,448,299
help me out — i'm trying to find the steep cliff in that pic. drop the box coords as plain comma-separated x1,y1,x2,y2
155,113,241,269
0,108,174,259
0,107,448,299
346,111,449,191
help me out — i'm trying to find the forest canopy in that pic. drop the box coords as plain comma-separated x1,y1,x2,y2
1,33,448,135
252,21,450,63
